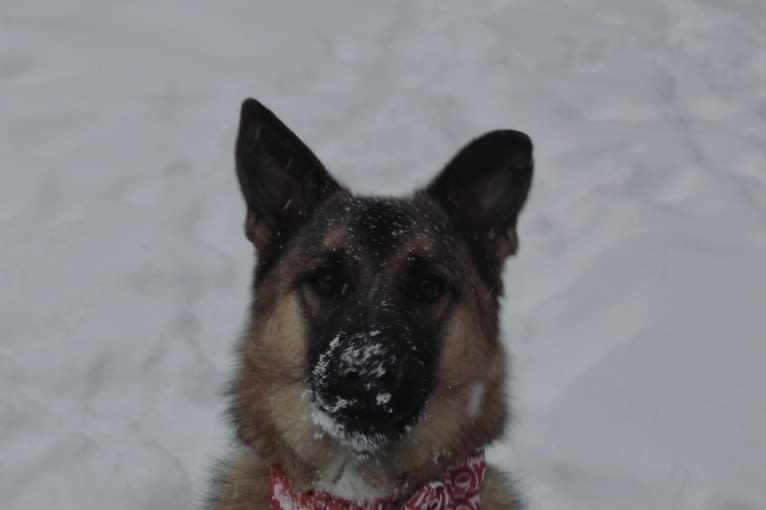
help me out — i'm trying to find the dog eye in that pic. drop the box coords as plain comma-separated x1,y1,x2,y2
413,275,445,303
310,268,344,297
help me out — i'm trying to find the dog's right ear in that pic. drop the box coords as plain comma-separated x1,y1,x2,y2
235,98,342,258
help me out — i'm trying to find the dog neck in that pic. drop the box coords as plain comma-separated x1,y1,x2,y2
313,455,395,501
270,450,486,510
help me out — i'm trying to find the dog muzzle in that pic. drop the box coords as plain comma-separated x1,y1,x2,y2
270,450,486,510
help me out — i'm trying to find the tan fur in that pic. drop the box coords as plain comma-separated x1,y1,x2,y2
208,453,270,510
211,224,522,508
481,467,524,510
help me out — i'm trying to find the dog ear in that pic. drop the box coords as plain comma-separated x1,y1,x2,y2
235,98,342,257
427,130,533,261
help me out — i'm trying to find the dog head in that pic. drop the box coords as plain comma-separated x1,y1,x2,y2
229,98,533,494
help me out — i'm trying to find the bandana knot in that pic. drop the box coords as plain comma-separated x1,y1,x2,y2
270,451,486,510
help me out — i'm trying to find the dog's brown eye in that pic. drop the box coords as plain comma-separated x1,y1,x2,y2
414,275,445,303
310,268,344,297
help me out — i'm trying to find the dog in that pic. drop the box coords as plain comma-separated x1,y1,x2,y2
205,98,534,510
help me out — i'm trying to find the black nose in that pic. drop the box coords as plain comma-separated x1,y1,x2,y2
330,361,403,408
315,340,404,415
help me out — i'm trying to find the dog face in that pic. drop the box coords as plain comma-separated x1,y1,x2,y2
300,197,448,450
229,99,533,484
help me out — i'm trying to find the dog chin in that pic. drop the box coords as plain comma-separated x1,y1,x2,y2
309,401,395,454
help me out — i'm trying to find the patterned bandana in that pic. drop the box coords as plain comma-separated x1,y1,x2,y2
270,451,486,510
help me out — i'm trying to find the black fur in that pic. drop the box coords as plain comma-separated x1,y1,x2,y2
235,98,343,276
427,130,534,287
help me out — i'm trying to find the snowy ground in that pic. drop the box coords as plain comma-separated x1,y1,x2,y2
2,1,765,509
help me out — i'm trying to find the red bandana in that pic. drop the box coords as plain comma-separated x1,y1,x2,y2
270,451,486,510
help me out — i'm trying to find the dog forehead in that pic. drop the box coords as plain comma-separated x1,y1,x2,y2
311,196,445,257
348,198,416,245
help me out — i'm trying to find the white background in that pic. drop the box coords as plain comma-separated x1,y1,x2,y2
2,1,765,508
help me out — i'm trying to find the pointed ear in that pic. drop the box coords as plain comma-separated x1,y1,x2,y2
235,98,342,257
427,130,533,261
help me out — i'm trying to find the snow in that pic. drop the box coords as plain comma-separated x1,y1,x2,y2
338,338,386,377
310,404,387,454
313,334,342,388
2,0,765,509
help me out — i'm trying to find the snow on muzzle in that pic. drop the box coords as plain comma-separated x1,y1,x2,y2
308,323,435,451
311,330,403,421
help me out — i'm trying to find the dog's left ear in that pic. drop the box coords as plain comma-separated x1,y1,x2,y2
427,130,533,261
